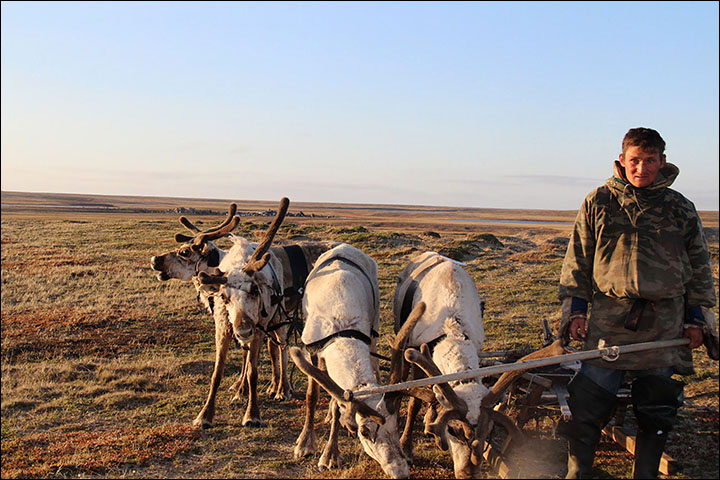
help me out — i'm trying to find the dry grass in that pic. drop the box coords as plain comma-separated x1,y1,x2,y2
1,196,718,479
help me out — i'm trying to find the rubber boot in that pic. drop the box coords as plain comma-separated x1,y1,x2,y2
630,375,684,479
559,372,618,479
632,429,669,479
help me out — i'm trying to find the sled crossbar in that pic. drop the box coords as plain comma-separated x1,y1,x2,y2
344,338,690,401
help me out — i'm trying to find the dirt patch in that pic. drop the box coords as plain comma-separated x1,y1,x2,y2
0,424,201,479
1,308,207,363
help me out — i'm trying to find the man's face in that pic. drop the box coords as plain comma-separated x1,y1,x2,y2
619,145,666,188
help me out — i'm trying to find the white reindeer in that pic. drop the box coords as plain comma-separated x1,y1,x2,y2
290,243,417,479
394,251,563,478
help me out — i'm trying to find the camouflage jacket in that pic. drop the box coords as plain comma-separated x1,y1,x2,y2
559,162,716,371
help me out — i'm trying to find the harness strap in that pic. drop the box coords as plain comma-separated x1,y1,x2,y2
424,334,447,354
256,322,285,347
399,258,444,324
266,260,282,298
283,245,309,299
264,319,303,333
304,329,374,353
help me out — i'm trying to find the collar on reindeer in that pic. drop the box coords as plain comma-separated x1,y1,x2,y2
304,328,379,354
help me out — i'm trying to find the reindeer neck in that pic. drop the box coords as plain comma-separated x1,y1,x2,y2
433,335,487,425
321,337,377,391
432,336,481,379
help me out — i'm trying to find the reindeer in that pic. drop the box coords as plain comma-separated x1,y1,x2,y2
393,251,564,478
290,243,416,479
150,200,336,428
197,197,301,427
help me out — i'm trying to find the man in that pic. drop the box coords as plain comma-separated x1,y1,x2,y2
557,127,717,478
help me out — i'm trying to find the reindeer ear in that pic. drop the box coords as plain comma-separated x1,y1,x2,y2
359,420,379,443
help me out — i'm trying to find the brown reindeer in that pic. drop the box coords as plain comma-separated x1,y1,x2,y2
151,201,336,428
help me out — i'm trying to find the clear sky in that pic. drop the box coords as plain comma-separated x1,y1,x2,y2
2,1,718,210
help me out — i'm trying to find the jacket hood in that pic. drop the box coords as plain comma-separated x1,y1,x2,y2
606,161,679,225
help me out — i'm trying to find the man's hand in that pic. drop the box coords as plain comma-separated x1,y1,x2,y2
683,326,704,349
569,314,587,341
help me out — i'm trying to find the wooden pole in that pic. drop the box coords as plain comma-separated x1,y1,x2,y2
344,338,690,401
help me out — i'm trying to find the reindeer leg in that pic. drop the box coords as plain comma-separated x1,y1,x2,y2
273,326,293,401
323,399,334,424
266,337,279,397
400,395,422,463
241,330,266,427
318,397,342,470
230,346,249,402
423,404,437,436
294,352,319,458
193,313,233,429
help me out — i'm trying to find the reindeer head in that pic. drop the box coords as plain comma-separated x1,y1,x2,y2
405,339,566,478
404,342,484,478
290,302,426,479
150,203,239,282
198,198,289,343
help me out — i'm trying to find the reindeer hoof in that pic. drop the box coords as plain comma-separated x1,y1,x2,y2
242,418,266,428
273,390,292,402
294,431,317,458
318,449,341,470
192,417,214,430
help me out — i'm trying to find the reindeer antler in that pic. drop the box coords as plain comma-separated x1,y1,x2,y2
175,203,239,242
405,344,468,416
383,302,426,415
389,302,426,384
404,343,476,451
481,339,565,408
198,271,228,285
289,347,385,430
243,197,289,275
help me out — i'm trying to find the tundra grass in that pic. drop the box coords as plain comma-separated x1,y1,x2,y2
1,214,718,479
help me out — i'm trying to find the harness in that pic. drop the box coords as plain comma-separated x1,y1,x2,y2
398,257,445,325
257,250,305,346
398,256,476,364
305,256,378,308
302,255,380,355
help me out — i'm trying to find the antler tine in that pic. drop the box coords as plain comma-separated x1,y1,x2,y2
472,408,525,467
202,203,238,234
404,387,437,404
179,216,201,233
389,302,426,385
404,344,468,416
178,203,237,239
426,408,467,451
290,347,346,400
243,197,289,272
289,347,385,426
481,339,565,408
198,271,228,285
175,233,195,243
192,215,241,247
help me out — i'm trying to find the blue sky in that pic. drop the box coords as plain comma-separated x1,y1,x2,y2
2,1,718,210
